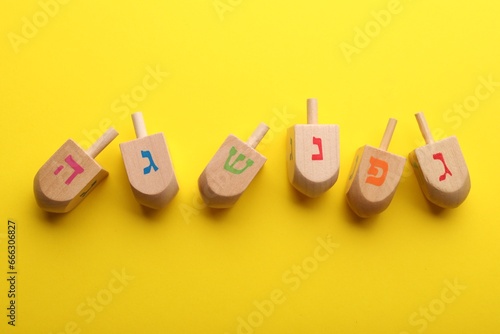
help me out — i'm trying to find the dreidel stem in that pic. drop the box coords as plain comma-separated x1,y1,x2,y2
415,112,434,144
379,118,397,151
307,98,318,125
132,112,148,139
86,127,119,159
247,123,270,149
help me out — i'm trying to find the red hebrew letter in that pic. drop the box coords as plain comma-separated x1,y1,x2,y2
312,137,323,161
433,152,452,181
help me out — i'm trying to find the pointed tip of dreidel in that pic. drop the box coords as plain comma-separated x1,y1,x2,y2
345,118,406,217
33,127,119,213
119,112,179,209
409,112,471,208
286,98,340,197
198,123,269,208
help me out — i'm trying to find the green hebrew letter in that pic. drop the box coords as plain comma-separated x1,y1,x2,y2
224,146,254,175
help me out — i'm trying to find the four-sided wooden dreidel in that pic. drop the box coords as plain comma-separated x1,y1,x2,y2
287,98,340,197
345,118,406,217
119,112,179,209
34,128,119,213
198,123,269,208
409,112,471,208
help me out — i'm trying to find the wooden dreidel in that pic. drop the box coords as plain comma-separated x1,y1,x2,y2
198,123,269,208
345,118,406,217
409,112,471,208
34,128,119,213
119,112,179,209
287,98,340,197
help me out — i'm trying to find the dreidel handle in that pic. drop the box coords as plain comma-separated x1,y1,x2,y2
379,118,397,151
415,112,434,144
247,123,270,149
86,127,119,159
307,98,318,125
132,112,148,139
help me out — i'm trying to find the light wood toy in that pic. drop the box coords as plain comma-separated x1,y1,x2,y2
287,98,340,197
198,123,269,208
345,118,406,217
119,112,179,209
409,112,471,208
34,128,119,213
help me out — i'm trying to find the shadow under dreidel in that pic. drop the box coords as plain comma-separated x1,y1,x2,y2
424,199,448,216
200,169,267,224
341,196,379,228
287,180,323,207
32,190,66,224
409,188,458,221
406,174,466,221
36,175,111,225
401,160,450,218
139,198,178,221
38,207,68,225
204,205,232,222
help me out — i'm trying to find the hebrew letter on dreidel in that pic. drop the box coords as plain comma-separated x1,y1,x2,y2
365,156,388,186
433,152,452,181
141,150,159,175
224,146,254,175
312,136,323,161
54,155,85,185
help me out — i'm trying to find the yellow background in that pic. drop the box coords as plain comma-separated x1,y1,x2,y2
1,0,499,333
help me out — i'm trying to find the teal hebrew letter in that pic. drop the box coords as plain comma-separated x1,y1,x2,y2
224,146,254,175
141,150,159,175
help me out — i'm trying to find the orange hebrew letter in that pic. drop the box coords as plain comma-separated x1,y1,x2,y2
365,156,388,186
